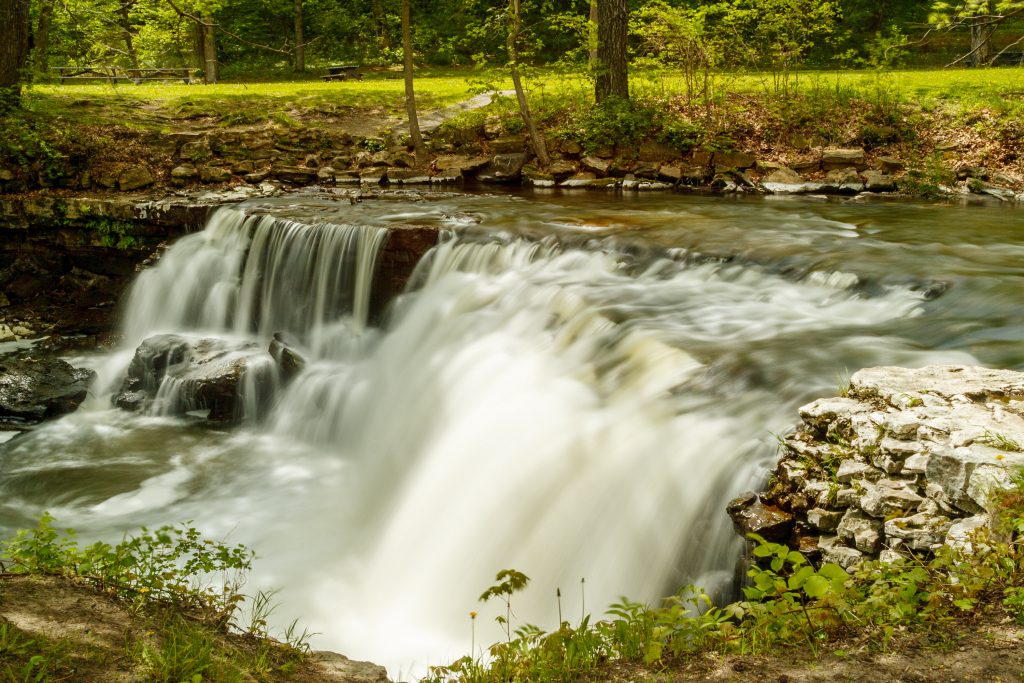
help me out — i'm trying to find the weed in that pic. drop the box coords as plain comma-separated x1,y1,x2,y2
979,430,1023,453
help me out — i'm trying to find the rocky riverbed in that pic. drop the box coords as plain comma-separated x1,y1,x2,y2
730,365,1024,567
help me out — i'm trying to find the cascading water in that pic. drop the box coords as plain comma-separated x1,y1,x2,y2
2,192,1019,678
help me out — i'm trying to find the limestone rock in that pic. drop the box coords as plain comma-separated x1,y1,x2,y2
170,164,199,184
308,651,389,683
821,148,866,171
714,150,756,169
118,165,156,191
807,507,844,532
199,166,232,183
580,156,612,175
863,170,896,192
884,512,952,550
764,167,803,185
837,510,883,553
818,535,864,569
859,479,924,518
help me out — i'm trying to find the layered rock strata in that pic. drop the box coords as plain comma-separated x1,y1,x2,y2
730,365,1024,567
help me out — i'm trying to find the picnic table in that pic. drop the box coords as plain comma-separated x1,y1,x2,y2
322,65,363,82
52,66,195,84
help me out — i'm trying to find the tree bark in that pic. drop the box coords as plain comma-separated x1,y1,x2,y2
509,0,549,168
401,0,424,158
595,0,628,102
294,0,304,72
33,0,54,75
117,0,141,73
588,0,598,68
202,13,218,83
0,0,29,106
969,17,995,66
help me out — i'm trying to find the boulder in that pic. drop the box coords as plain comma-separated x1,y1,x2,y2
727,492,794,542
118,166,156,191
0,358,95,427
822,168,864,194
837,510,883,553
713,150,756,170
821,148,866,171
269,332,307,381
308,651,389,683
274,166,319,185
580,156,612,176
170,164,199,184
199,166,232,184
863,170,897,192
764,167,803,185
115,334,275,423
477,153,527,183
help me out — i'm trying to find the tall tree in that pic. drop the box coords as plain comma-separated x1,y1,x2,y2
931,0,1024,66
588,0,598,68
401,0,424,158
0,0,29,107
294,0,304,71
116,0,142,72
508,0,549,167
32,0,55,75
595,0,628,102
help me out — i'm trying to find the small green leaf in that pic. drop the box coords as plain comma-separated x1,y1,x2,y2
803,574,830,599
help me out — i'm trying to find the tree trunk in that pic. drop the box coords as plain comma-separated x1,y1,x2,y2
401,0,424,158
970,18,995,66
588,0,598,69
595,0,628,102
117,1,141,73
509,0,549,168
33,0,54,76
372,0,391,50
0,0,29,107
294,0,304,72
202,13,217,83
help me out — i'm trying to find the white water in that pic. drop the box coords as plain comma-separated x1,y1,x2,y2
0,197,992,679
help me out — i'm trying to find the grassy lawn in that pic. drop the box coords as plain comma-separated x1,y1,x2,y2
20,66,1024,132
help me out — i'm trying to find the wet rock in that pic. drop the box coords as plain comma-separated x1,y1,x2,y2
269,332,307,381
559,176,620,189
491,136,525,154
387,168,431,184
0,358,96,427
115,334,275,423
431,169,463,184
657,164,684,183
477,153,527,183
727,492,794,542
359,168,387,186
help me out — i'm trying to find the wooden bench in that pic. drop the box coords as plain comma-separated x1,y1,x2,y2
52,66,196,84
322,64,363,82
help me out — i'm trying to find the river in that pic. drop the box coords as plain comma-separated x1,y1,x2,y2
1,190,1022,678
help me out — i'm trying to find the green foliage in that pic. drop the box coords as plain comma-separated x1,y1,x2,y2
89,218,140,250
0,621,63,683
429,473,1024,682
1,513,252,620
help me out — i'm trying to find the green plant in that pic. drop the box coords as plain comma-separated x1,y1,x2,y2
979,430,1023,453
2,514,252,621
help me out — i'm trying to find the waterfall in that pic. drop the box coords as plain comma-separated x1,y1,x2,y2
101,207,390,420
2,196,987,678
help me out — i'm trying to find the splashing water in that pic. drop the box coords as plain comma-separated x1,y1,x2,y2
3,193,1017,678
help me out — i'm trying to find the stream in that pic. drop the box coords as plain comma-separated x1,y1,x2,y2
1,190,1022,678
